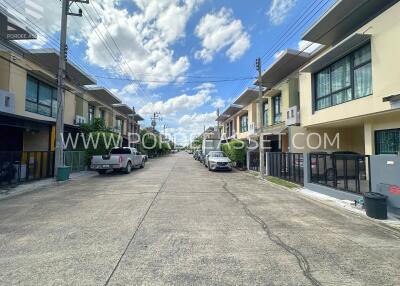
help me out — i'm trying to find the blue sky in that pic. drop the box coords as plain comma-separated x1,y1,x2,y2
4,0,335,144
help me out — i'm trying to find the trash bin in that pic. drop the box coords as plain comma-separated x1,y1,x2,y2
364,192,387,220
57,166,70,182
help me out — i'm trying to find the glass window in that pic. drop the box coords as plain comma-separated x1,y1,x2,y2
88,105,95,123
240,113,248,133
273,94,281,124
26,75,57,117
263,101,268,127
314,43,372,110
375,129,400,155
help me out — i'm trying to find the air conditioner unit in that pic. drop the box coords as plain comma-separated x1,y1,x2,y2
286,106,300,126
74,115,87,125
248,122,256,135
0,90,15,114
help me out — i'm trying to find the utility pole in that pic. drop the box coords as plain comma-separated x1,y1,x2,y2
151,112,161,131
217,108,220,139
54,0,89,176
256,58,265,179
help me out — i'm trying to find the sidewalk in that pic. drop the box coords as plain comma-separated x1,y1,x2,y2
0,171,97,201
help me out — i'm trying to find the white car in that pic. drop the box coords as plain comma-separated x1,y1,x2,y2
91,147,146,174
204,151,232,171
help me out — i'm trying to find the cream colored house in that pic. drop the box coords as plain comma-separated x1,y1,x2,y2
217,88,259,141
298,0,400,155
257,49,311,152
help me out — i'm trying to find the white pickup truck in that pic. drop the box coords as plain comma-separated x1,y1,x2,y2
91,147,146,174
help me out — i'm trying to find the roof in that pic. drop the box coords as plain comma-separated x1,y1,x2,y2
233,88,259,106
0,7,37,40
216,104,242,122
112,103,132,115
129,113,144,121
85,86,121,106
255,49,310,88
301,33,370,73
26,49,96,86
302,0,399,46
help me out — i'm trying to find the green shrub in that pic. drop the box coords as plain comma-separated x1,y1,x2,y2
222,140,247,168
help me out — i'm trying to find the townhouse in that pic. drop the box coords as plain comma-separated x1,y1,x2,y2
298,0,400,156
0,40,143,183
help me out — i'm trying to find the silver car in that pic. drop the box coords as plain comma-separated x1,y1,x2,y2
204,151,232,171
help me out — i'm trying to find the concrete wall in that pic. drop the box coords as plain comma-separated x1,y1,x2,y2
300,2,400,127
370,155,400,214
0,55,10,91
23,125,50,152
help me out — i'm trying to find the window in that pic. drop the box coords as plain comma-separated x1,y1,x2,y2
273,94,281,124
263,101,268,127
375,129,400,155
88,105,95,123
240,113,248,133
100,109,106,121
314,44,372,110
26,76,57,118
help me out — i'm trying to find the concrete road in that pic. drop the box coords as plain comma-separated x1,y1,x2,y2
0,153,399,285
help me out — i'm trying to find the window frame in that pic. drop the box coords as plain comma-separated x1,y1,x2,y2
262,100,269,127
375,128,400,155
313,43,372,111
88,105,95,123
239,113,248,133
272,94,282,124
26,75,57,118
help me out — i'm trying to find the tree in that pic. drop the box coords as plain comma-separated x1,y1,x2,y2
221,140,247,168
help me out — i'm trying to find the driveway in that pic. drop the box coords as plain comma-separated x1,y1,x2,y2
0,153,399,285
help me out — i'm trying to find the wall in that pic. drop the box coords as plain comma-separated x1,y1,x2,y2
0,55,10,91
64,90,76,125
300,2,400,127
370,155,400,214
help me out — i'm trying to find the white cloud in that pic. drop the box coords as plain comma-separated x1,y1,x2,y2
7,0,203,88
267,0,297,25
212,98,225,109
195,8,250,63
179,111,217,125
138,89,212,117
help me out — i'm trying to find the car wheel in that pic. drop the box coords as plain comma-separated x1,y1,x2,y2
140,160,145,168
97,170,106,175
208,165,212,171
124,162,132,174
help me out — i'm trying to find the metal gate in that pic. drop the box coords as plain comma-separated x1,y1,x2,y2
267,152,304,185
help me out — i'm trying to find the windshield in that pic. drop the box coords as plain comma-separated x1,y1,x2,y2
110,148,131,155
209,152,226,158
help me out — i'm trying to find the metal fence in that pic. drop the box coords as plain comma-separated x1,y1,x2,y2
248,151,260,171
267,152,304,185
309,153,370,194
0,151,55,186
64,151,87,173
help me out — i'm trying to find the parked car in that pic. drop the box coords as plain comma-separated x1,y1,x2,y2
204,151,232,171
91,147,146,174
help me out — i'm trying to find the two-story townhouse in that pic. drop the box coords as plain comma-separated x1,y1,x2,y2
299,0,400,156
257,49,312,152
217,88,259,141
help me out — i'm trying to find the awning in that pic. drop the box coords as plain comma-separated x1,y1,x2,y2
255,49,310,88
112,104,132,116
302,0,399,46
131,114,144,121
301,34,371,73
233,88,259,107
87,100,103,107
217,104,243,122
85,86,121,106
262,124,288,136
264,88,281,98
26,49,96,86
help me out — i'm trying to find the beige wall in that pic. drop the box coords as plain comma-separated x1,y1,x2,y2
236,101,257,139
0,55,10,91
300,3,400,127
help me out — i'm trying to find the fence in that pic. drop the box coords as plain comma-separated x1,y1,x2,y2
0,151,55,186
309,153,370,194
267,152,304,185
64,151,87,173
248,151,260,171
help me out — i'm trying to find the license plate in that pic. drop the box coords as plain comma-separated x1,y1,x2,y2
102,165,110,168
